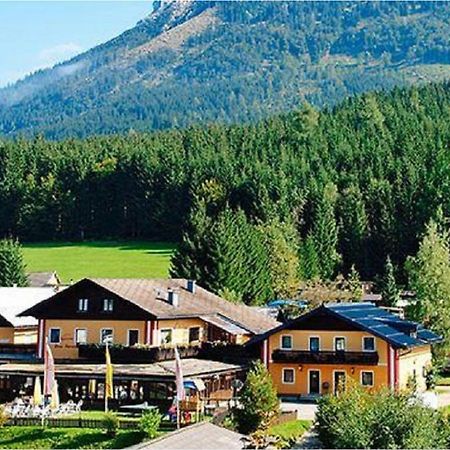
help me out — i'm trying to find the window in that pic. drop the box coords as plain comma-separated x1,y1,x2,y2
188,327,200,343
49,328,61,344
78,298,88,312
128,330,139,347
282,368,295,384
361,371,374,387
160,329,172,345
334,337,346,351
103,299,114,312
75,328,87,345
281,335,293,350
363,336,375,352
309,337,320,352
100,328,113,344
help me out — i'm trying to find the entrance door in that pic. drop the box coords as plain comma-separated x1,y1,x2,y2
334,371,346,394
309,370,320,395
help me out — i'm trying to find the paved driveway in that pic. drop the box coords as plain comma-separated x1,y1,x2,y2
281,400,318,421
135,422,246,450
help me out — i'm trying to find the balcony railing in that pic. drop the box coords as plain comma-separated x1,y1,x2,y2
78,341,257,363
272,349,379,365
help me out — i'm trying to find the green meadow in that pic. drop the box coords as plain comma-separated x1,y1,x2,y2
22,241,176,283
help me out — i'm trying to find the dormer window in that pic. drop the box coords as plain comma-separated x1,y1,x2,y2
78,298,88,312
103,299,114,312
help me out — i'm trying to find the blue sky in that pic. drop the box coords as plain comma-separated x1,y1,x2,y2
0,1,153,87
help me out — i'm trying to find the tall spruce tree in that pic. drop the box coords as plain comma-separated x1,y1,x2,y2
260,218,300,299
299,234,320,280
381,256,400,307
311,183,341,279
0,238,28,287
407,220,450,366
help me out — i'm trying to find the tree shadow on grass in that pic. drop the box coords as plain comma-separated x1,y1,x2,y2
0,428,66,448
57,430,144,449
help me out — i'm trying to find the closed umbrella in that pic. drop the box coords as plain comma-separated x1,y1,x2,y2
50,380,60,410
33,376,42,406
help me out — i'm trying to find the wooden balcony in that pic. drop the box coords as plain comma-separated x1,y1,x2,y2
272,349,379,365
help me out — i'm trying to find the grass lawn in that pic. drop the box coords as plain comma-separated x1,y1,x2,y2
269,419,312,445
436,376,450,386
0,427,145,449
23,241,175,283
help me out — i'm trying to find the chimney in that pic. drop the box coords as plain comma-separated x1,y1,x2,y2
186,280,196,294
167,288,179,307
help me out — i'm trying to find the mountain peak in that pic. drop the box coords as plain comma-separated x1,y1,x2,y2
0,1,449,139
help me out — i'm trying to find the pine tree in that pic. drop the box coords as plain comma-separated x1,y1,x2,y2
407,220,450,367
311,183,341,279
0,238,28,287
237,361,280,434
338,185,369,276
348,265,363,300
261,218,300,299
381,256,400,307
300,234,320,280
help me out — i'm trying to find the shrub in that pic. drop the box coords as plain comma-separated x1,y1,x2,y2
316,383,448,449
139,409,162,439
0,406,9,427
103,412,119,437
235,361,280,434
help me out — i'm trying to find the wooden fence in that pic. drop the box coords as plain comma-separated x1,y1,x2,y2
6,417,139,429
274,410,298,425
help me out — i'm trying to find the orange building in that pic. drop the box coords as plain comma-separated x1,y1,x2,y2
19,278,277,361
0,314,14,344
254,303,441,396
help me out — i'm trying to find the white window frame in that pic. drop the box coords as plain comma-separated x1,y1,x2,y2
100,328,114,344
307,369,321,394
103,298,114,312
334,336,347,351
282,368,295,385
127,329,140,346
78,298,88,312
160,328,173,345
188,326,201,343
74,328,88,345
309,336,321,352
361,370,374,387
362,336,376,352
280,334,293,350
48,327,61,344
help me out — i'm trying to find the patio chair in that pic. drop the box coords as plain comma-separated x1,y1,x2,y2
75,400,83,413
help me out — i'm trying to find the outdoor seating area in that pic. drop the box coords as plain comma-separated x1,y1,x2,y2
4,398,83,419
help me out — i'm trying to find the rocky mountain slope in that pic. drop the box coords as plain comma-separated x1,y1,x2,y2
0,0,449,139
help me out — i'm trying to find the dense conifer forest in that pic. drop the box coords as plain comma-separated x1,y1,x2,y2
1,82,449,302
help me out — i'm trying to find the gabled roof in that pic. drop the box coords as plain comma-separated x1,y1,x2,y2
250,302,441,349
27,272,61,288
0,286,62,327
20,278,279,335
0,313,13,329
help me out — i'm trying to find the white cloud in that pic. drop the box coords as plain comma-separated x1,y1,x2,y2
37,42,83,68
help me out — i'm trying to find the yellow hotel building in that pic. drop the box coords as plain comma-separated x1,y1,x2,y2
19,278,277,360
254,303,440,396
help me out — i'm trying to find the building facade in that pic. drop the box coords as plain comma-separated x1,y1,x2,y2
255,303,440,396
19,278,278,361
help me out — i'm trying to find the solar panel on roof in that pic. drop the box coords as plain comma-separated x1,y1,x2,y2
325,302,441,349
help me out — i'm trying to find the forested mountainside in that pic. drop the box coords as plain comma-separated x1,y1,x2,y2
1,82,450,301
0,0,449,139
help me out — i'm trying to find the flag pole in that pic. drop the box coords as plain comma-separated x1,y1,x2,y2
105,338,109,413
